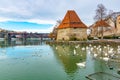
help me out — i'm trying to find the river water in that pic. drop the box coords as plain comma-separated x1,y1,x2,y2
0,40,120,80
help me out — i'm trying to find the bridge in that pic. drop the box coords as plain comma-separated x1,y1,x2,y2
0,32,50,41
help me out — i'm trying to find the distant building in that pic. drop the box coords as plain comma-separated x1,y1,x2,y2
105,18,115,28
90,18,117,38
89,12,120,38
91,20,112,37
57,10,87,41
116,15,120,34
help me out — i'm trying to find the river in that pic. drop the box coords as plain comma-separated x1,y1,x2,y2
0,40,120,80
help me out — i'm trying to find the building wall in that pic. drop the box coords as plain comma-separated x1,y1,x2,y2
117,15,120,34
90,19,116,37
90,26,115,38
57,28,87,41
57,28,70,41
106,19,115,27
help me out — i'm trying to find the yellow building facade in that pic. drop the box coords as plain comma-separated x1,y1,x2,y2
116,15,120,34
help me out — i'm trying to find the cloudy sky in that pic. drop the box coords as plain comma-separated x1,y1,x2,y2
0,0,119,33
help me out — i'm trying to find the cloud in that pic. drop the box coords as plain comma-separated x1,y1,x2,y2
0,0,120,31
14,26,54,33
0,17,55,25
0,17,12,22
27,19,56,24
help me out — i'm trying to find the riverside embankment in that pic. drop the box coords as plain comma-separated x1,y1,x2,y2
46,39,120,46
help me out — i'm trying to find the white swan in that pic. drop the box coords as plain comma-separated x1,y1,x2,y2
74,49,76,55
55,47,58,50
102,57,109,61
108,48,113,54
86,46,89,50
75,45,79,49
81,47,85,51
93,54,97,57
76,62,86,68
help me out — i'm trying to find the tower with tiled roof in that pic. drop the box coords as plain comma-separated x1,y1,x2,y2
57,10,87,41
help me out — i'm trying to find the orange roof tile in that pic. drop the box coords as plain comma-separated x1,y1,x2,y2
93,20,111,28
58,10,87,29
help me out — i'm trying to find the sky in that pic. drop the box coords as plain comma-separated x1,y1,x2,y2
0,0,120,33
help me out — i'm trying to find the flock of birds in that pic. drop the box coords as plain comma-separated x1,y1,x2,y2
74,44,120,61
55,44,120,74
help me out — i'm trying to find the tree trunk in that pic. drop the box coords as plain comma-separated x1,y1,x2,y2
101,26,103,39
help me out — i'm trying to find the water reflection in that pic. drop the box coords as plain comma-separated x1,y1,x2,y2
0,40,44,60
0,40,120,80
51,44,86,75
87,44,120,78
0,40,43,48
89,44,120,64
50,44,120,80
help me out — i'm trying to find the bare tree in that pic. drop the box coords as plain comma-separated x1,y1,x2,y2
94,4,107,39
49,20,61,40
94,4,107,21
56,19,61,25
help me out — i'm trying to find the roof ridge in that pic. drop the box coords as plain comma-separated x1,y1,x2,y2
57,10,87,29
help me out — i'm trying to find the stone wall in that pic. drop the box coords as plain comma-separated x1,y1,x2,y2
57,28,70,41
57,28,87,41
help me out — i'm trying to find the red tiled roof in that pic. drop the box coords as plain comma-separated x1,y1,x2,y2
93,20,111,28
57,10,87,29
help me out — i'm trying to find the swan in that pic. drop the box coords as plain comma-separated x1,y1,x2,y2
75,45,79,48
99,48,102,52
108,48,113,54
76,62,86,68
102,57,109,61
73,49,76,55
89,44,92,47
117,48,120,54
93,54,97,57
55,47,58,50
81,47,85,51
90,47,93,51
104,46,107,49
93,46,96,48
86,46,89,50
105,53,108,56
